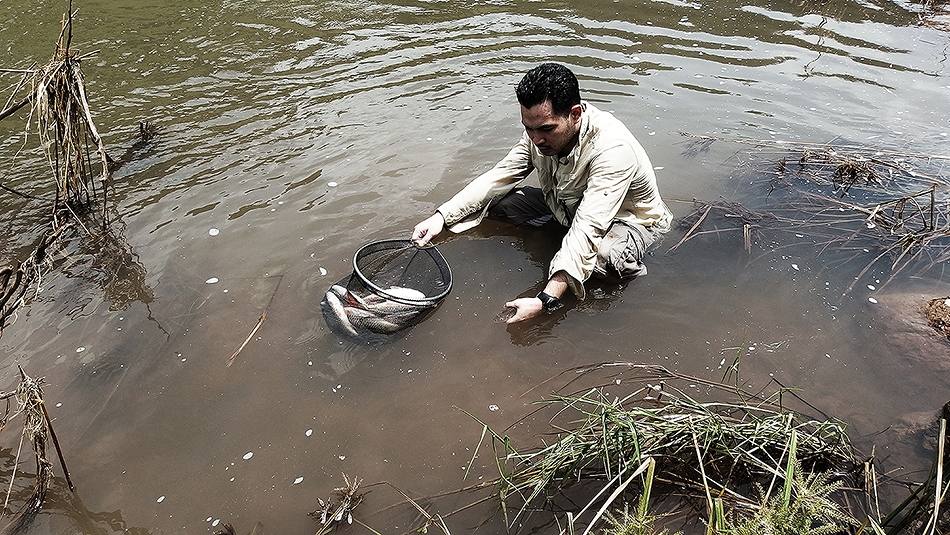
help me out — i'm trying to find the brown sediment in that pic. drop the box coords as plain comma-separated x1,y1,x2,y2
925,296,950,340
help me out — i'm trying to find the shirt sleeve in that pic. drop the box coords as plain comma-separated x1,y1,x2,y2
549,144,638,299
437,134,534,229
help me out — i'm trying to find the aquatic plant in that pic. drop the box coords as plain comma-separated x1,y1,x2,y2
466,363,856,532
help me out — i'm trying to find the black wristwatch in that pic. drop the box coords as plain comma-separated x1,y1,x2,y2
536,291,564,313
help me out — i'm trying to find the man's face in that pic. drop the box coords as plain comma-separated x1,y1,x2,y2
520,100,583,158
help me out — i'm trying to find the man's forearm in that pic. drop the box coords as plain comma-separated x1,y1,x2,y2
542,271,572,299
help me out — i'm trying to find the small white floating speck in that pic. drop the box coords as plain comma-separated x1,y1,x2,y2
867,285,876,290
206,517,213,522
212,519,221,527
489,404,499,412
293,476,304,485
208,228,220,236
306,429,313,437
206,277,219,284
328,181,338,187
319,267,327,276
338,455,346,461
156,496,165,503
55,402,62,408
868,297,878,304
243,451,254,460
791,263,799,271
653,166,665,170
76,347,86,353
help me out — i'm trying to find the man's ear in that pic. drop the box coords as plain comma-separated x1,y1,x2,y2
570,104,583,122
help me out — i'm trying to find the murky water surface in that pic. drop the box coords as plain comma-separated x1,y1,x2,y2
1,0,949,532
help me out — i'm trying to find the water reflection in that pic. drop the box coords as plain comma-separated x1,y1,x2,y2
0,447,150,535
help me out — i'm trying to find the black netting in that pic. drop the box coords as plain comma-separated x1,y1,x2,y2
321,240,451,342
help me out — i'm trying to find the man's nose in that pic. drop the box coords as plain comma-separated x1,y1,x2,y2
528,132,545,146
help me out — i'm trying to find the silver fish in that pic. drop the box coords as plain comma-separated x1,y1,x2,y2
385,286,426,301
322,291,358,338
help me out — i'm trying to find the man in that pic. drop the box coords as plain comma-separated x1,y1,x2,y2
412,63,672,323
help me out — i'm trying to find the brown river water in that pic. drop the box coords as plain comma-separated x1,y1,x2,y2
1,0,949,533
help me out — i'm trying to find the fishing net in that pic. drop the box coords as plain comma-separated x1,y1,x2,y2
321,239,452,342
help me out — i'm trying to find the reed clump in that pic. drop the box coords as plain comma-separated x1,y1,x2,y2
466,363,857,533
671,134,950,291
0,3,114,333
0,367,73,530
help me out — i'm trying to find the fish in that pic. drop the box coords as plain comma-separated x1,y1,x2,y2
385,286,426,301
322,285,432,338
341,306,404,334
321,291,359,338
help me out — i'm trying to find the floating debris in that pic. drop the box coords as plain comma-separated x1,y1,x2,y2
293,476,304,485
791,263,800,271
306,429,313,437
328,181,338,187
208,228,220,236
319,267,328,276
156,495,165,503
75,347,85,353
489,404,499,412
243,451,254,460
868,297,878,304
868,284,876,290
206,277,219,284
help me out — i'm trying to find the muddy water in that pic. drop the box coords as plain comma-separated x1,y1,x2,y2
1,0,949,532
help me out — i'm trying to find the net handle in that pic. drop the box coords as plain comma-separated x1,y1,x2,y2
352,239,452,306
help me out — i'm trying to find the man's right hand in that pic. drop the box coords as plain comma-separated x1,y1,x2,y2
411,212,445,247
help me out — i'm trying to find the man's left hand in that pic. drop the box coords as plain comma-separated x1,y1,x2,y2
504,297,543,323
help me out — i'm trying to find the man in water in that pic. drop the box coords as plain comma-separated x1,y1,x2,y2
412,63,672,323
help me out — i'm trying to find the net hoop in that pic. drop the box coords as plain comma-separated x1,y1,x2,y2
351,239,452,306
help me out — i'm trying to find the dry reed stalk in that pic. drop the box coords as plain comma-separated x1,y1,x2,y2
0,3,116,333
0,367,74,528
310,473,366,535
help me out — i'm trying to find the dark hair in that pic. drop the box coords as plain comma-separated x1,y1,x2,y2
516,63,581,116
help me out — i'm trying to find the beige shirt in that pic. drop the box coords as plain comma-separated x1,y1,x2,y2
438,102,673,299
